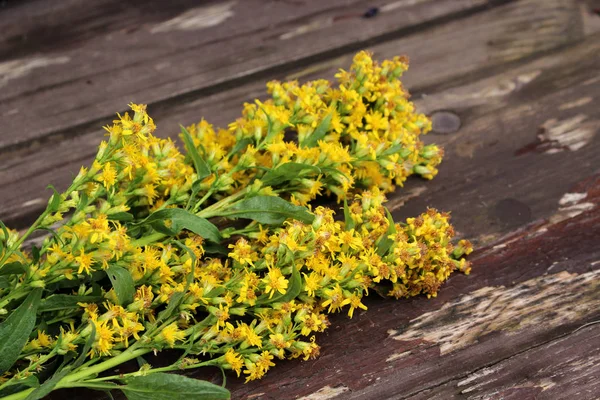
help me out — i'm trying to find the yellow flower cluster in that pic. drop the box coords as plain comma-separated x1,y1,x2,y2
0,51,471,399
184,50,441,206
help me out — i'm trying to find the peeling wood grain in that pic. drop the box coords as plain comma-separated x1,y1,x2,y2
412,324,600,399
0,56,70,87
150,2,236,33
297,386,350,400
388,269,600,355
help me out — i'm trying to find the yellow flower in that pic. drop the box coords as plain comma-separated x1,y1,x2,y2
302,272,321,297
156,323,186,348
224,348,244,377
228,238,258,266
321,284,350,313
263,267,289,299
347,294,368,318
90,320,115,357
98,162,117,189
75,250,94,275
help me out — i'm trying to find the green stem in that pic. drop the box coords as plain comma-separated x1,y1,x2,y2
0,388,34,400
0,177,84,270
55,346,150,388
84,360,214,383
192,190,214,213
131,232,166,247
0,351,56,392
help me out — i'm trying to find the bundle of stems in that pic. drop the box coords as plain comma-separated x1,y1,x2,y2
0,51,471,400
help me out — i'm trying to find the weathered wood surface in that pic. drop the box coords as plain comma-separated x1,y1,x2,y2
2,0,600,399
0,0,492,151
0,0,593,229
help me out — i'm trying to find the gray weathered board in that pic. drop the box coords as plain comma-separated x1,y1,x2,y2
1,0,599,399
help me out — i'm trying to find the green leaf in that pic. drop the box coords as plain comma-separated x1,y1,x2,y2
35,227,64,245
343,199,355,231
262,163,321,186
380,143,409,157
108,212,134,222
107,265,135,306
140,209,222,243
203,242,228,256
46,185,61,213
0,220,9,250
0,276,10,289
219,196,314,225
0,376,40,397
261,107,286,144
24,367,71,400
258,263,302,305
301,113,332,148
0,288,42,374
39,294,104,312
31,245,40,264
122,373,230,400
156,292,185,325
229,138,253,157
181,125,211,181
0,261,26,276
376,208,397,257
72,322,95,369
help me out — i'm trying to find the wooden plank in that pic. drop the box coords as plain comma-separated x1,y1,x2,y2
0,0,588,230
222,175,600,399
409,326,600,399
0,0,493,152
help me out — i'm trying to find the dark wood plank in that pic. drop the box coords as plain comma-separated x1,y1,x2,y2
223,174,600,399
409,325,600,399
0,0,492,152
0,0,589,230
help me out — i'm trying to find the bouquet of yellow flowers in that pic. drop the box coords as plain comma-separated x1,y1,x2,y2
0,51,472,400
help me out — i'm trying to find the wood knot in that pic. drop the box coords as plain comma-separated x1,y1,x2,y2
431,111,461,134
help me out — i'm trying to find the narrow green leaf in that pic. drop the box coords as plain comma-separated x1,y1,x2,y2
72,322,95,369
24,367,71,400
376,208,397,257
0,220,9,251
0,261,26,276
229,138,253,157
219,196,314,225
0,288,43,374
0,376,40,397
122,373,230,400
156,292,185,325
301,113,332,148
181,125,211,181
31,245,40,264
107,265,135,306
46,185,61,213
39,294,104,312
262,163,321,186
35,227,64,245
343,199,355,231
261,107,286,144
141,209,222,243
203,242,228,256
108,212,134,222
0,276,10,289
380,143,407,157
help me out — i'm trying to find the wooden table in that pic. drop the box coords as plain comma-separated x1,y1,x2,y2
1,1,599,399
